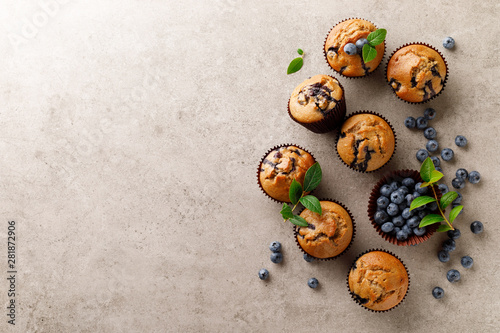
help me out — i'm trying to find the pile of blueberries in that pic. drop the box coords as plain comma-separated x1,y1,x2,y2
374,177,432,241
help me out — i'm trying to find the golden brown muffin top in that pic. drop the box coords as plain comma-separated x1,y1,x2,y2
348,251,409,311
259,146,315,202
387,44,447,103
337,114,395,172
325,19,384,77
297,201,353,258
289,75,343,123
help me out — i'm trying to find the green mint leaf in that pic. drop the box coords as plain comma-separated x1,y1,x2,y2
299,195,322,214
303,162,322,192
287,57,303,75
420,157,435,183
289,179,303,205
440,191,458,210
367,28,387,46
419,214,444,228
289,215,309,227
449,205,463,224
410,195,436,211
297,48,304,55
362,44,377,63
429,170,444,183
437,224,452,232
280,203,294,220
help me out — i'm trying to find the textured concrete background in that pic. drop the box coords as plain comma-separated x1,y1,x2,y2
1,0,499,332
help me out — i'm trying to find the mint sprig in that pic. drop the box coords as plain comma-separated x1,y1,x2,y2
287,49,304,75
409,157,463,231
280,162,322,227
362,28,387,63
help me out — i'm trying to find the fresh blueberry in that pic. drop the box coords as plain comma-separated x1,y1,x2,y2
441,148,454,161
418,210,427,219
452,178,465,190
447,269,461,283
415,183,428,194
456,168,468,180
447,228,461,240
455,135,467,147
404,116,416,129
431,156,440,167
381,222,395,233
344,43,357,55
402,224,413,236
424,108,437,120
398,186,409,196
374,210,389,224
396,229,409,241
438,250,450,263
426,140,439,152
355,38,369,49
392,226,401,235
398,202,407,212
452,191,462,205
258,268,269,280
389,181,399,192
416,117,428,130
468,171,481,184
427,201,438,211
402,178,415,188
470,221,484,234
393,215,405,227
432,286,445,299
407,216,420,228
308,277,319,289
303,253,314,262
401,207,413,219
386,203,399,217
270,252,283,264
380,184,393,197
413,227,426,236
416,149,429,162
443,37,455,49
405,194,414,206
269,241,281,252
424,127,437,139
438,183,449,195
377,196,390,209
390,191,405,204
412,191,421,198
461,256,473,269
442,239,456,252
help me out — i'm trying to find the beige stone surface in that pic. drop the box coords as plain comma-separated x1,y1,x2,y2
1,0,500,332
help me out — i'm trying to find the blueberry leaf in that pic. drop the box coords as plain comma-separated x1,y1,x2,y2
362,44,377,63
437,224,452,232
297,48,304,55
287,57,303,75
289,215,309,227
419,214,444,227
440,191,458,210
420,157,435,183
367,28,387,46
449,205,463,224
280,203,294,220
289,179,303,205
299,195,322,214
303,162,322,192
410,195,436,211
429,170,444,183
420,182,430,188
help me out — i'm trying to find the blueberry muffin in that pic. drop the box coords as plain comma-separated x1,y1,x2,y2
259,145,316,202
337,113,395,172
386,44,447,103
324,19,384,77
348,251,409,311
288,75,346,133
296,201,353,259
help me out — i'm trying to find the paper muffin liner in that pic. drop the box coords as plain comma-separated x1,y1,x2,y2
367,169,441,246
335,111,397,173
346,249,410,313
257,144,316,204
287,75,346,133
293,199,356,261
323,17,386,79
385,42,449,104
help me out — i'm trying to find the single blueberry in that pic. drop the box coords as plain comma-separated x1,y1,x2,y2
374,210,389,224
404,116,416,129
452,178,465,190
355,38,369,49
456,168,468,180
407,216,420,228
461,256,473,269
438,250,450,263
386,203,399,217
452,191,462,205
442,239,456,252
413,226,426,236
393,215,405,227
308,277,319,289
396,229,409,241
455,135,467,147
424,108,437,120
468,171,481,184
415,183,428,194
418,210,427,219
427,201,438,212
381,222,395,233
405,194,415,206
344,43,357,55
447,228,461,240
416,149,429,162
390,191,405,204
377,196,390,209
431,156,441,167
432,286,444,299
303,253,314,262
401,207,413,219
389,181,399,192
412,191,421,198
402,178,415,188
441,148,454,161
470,221,484,234
269,241,282,252
416,117,428,130
270,252,283,264
438,183,449,195
258,268,269,280
380,184,393,197
402,224,413,236
424,127,437,139
398,186,409,196
426,139,439,152
447,269,461,283
443,37,455,49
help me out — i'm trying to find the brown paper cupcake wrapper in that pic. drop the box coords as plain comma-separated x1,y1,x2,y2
323,17,386,79
335,111,397,173
257,144,316,204
346,249,410,312
287,75,346,133
367,169,441,246
293,199,355,261
385,42,449,104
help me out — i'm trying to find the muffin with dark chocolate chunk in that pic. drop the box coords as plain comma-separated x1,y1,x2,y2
386,43,448,103
288,74,346,133
258,145,316,202
324,19,384,77
336,113,395,172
